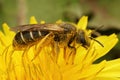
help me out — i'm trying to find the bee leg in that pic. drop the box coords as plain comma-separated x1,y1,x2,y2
31,33,53,61
31,46,42,62
67,36,76,64
51,42,60,63
81,44,88,49
68,36,76,48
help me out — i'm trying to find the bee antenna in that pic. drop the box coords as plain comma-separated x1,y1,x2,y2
94,25,104,31
89,37,104,47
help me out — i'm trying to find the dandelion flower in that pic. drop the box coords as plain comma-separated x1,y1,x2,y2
0,16,120,80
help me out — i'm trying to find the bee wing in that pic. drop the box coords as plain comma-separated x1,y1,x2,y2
10,24,64,32
37,24,65,32
10,24,37,32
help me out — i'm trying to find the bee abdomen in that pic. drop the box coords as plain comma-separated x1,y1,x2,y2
13,30,49,46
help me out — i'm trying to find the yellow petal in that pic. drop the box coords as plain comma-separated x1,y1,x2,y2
78,60,106,79
29,16,38,24
62,65,82,80
57,48,66,65
40,20,45,24
2,23,15,42
95,77,120,80
77,16,88,30
94,34,118,61
2,23,10,35
0,31,6,46
74,47,87,64
56,19,62,24
97,59,120,77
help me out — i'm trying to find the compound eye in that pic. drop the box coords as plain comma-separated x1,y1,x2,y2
76,33,87,45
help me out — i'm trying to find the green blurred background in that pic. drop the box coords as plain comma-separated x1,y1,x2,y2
0,0,120,61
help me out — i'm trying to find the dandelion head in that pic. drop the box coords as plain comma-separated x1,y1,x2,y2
0,16,120,80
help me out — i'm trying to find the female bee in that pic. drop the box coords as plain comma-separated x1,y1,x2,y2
11,23,104,61
11,23,103,50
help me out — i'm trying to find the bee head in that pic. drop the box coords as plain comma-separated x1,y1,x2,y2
76,30,90,48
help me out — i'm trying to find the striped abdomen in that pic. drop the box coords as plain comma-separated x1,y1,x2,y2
13,30,49,48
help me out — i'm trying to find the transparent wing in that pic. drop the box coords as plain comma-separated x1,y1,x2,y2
10,24,65,32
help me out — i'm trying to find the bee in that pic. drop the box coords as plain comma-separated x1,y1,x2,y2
11,23,103,50
11,23,104,62
11,24,66,50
